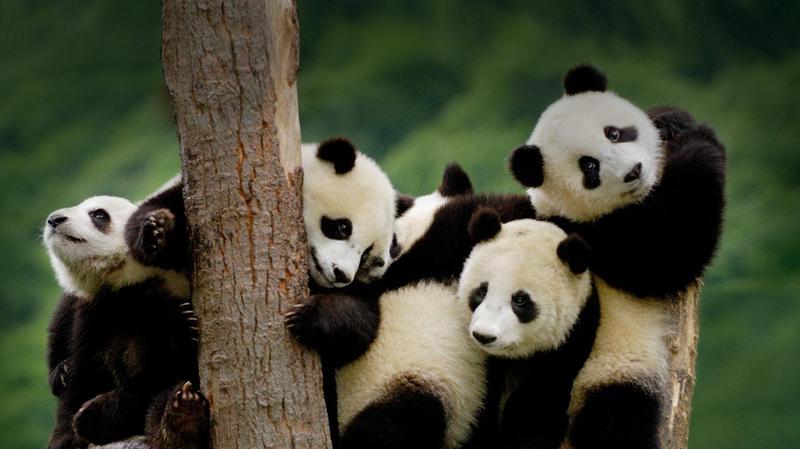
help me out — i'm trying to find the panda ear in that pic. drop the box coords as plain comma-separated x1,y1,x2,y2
509,144,544,188
395,193,415,218
438,163,473,197
468,207,502,244
564,65,607,95
557,234,591,274
317,137,357,174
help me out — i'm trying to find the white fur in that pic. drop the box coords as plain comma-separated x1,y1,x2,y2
301,143,396,288
43,196,190,299
393,190,449,255
459,220,592,358
568,278,671,414
336,282,487,448
526,91,663,222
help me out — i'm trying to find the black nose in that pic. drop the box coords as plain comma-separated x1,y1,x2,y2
47,215,67,228
472,332,497,345
623,163,642,183
333,267,351,284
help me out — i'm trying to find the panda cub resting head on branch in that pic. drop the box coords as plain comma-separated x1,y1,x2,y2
43,190,208,449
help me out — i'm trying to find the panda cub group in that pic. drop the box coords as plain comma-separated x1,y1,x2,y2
44,64,725,449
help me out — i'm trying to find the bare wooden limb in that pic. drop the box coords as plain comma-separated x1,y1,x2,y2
662,285,700,449
161,0,332,448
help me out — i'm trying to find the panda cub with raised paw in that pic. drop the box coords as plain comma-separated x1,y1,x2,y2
459,209,599,449
44,193,207,449
509,65,726,449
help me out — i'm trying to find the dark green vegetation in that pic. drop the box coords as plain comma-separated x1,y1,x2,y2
1,1,798,448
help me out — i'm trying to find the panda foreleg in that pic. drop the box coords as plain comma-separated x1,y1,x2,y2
338,376,446,449
125,183,188,271
567,382,661,449
498,377,574,449
285,291,380,368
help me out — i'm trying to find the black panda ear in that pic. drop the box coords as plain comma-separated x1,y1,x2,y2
557,234,591,275
509,144,544,188
438,163,473,197
317,137,357,174
468,207,502,244
395,193,415,218
647,105,697,143
564,65,608,95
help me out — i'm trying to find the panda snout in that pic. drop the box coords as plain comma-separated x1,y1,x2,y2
47,214,68,228
623,162,642,183
472,331,497,345
332,265,352,285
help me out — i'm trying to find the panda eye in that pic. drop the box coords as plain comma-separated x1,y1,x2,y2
468,282,489,312
604,126,621,142
359,244,375,266
89,209,110,232
511,290,537,323
321,216,352,240
579,156,600,175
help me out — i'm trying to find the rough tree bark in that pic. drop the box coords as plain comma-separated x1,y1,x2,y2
662,285,700,449
161,1,332,449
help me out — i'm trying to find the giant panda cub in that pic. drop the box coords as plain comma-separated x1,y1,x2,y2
509,65,726,449
288,164,536,449
43,194,208,449
458,209,599,449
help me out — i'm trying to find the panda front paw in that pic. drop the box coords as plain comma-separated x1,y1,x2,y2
141,208,176,260
163,381,210,436
48,360,70,397
284,295,323,349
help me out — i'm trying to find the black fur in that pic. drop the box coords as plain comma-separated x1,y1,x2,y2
551,118,726,298
125,182,188,272
395,194,415,218
144,382,210,449
438,163,474,197
557,234,591,275
338,375,447,449
648,105,696,143
46,280,201,449
468,287,600,449
509,145,544,188
317,138,358,174
567,382,662,449
564,64,608,95
48,292,77,397
468,207,502,244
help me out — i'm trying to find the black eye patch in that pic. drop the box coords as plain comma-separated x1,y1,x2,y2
578,156,601,190
321,216,352,240
604,126,638,143
511,290,537,323
89,208,110,232
468,282,489,312
359,244,378,268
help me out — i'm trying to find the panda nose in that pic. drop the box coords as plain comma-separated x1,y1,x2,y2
472,331,497,345
47,214,68,228
623,163,642,183
333,267,352,284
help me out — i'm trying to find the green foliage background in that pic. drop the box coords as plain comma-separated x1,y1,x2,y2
1,1,798,448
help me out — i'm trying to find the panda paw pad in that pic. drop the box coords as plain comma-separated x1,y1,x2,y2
284,296,321,345
165,382,209,431
142,208,175,257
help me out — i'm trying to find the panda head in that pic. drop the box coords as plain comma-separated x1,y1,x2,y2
458,208,593,358
509,65,663,221
302,138,397,288
43,196,147,296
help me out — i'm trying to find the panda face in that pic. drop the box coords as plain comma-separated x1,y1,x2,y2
511,66,663,222
302,139,396,288
43,195,143,295
458,219,592,358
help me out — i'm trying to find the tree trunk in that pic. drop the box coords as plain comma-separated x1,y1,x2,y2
661,285,700,449
161,1,332,449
